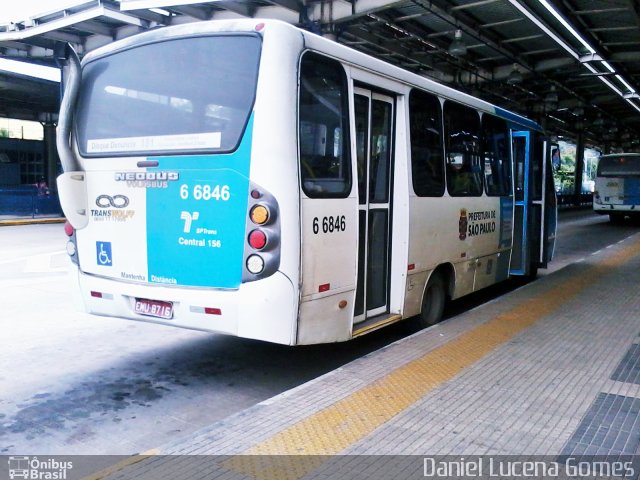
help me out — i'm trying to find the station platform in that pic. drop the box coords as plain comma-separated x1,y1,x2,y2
92,231,640,479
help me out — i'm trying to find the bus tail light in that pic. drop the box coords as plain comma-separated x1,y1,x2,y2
250,205,270,225
248,230,267,250
242,182,280,282
64,221,74,237
189,306,222,315
90,291,113,299
246,255,265,274
64,220,79,265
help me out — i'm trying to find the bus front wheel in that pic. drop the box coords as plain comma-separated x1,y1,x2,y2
418,273,446,328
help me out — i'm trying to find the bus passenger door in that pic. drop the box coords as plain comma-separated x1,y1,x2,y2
510,131,531,275
353,88,394,323
538,139,558,267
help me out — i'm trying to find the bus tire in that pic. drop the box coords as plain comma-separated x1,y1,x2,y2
526,264,539,280
609,213,624,224
418,273,446,328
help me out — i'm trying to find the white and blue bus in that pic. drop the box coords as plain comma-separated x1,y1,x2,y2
57,19,557,345
593,153,640,222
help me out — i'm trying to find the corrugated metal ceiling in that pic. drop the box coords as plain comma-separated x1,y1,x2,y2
0,0,638,148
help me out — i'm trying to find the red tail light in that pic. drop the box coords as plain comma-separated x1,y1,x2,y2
64,221,74,237
243,181,280,282
248,230,267,250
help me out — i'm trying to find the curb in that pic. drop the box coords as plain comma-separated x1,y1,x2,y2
0,217,66,226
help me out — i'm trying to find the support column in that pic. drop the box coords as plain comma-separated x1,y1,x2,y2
42,119,59,193
573,132,585,206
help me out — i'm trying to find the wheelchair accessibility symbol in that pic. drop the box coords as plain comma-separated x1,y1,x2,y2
96,241,112,266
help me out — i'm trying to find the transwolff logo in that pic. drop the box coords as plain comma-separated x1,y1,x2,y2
92,194,135,221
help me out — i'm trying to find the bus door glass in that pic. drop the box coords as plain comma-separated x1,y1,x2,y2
353,88,393,323
541,139,558,266
510,131,531,275
529,137,557,269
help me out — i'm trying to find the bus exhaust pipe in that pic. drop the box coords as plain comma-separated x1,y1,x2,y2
56,44,81,173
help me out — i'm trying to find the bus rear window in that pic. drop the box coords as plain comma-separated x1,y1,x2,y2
75,34,261,157
597,155,640,176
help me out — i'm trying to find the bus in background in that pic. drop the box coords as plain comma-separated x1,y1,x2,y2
594,153,640,223
56,19,557,346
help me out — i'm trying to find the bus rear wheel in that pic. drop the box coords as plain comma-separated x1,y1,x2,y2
417,273,446,328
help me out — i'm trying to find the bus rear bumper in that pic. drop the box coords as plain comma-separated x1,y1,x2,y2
594,203,639,214
73,269,298,345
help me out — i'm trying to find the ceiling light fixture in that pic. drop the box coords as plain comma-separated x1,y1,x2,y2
539,0,640,114
544,85,558,111
448,29,467,57
616,75,636,94
509,0,640,115
538,0,595,54
507,64,523,84
579,53,602,63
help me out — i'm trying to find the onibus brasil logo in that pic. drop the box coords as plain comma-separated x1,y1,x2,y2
7,456,73,479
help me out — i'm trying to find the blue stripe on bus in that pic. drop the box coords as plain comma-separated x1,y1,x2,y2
144,115,254,289
494,107,542,131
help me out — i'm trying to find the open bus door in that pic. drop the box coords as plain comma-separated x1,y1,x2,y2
510,131,557,276
529,136,558,270
540,139,558,267
510,131,532,276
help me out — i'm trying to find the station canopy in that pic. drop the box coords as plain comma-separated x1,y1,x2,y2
1,0,639,148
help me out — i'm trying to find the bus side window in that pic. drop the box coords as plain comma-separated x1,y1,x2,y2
299,53,351,198
443,101,482,197
531,151,543,202
513,137,527,202
481,115,511,196
409,89,445,197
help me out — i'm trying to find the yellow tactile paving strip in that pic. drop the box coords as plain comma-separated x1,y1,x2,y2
82,449,159,480
224,238,640,480
0,217,65,226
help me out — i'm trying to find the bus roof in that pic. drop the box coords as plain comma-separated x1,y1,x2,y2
81,18,542,133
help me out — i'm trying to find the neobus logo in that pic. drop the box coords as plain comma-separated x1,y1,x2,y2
115,172,179,181
115,171,179,189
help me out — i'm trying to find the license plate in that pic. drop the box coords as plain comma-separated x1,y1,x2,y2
134,298,173,319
